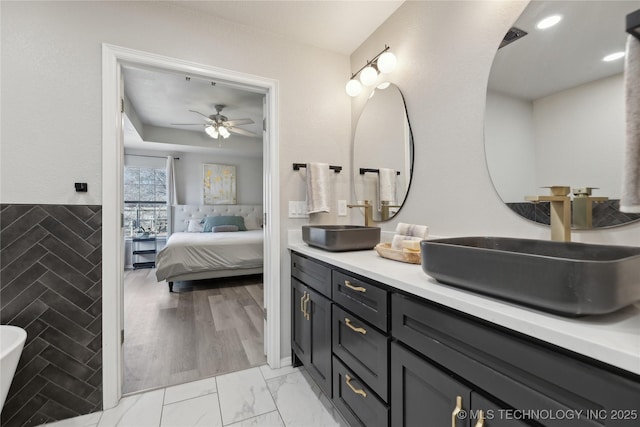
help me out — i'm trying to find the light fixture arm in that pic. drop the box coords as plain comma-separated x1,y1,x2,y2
349,45,391,80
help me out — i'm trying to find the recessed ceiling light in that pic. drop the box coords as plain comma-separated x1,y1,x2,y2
603,51,625,62
536,15,562,30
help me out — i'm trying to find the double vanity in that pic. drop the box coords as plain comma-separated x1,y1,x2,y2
288,232,640,427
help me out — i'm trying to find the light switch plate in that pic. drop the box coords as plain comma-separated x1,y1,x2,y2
288,201,309,218
338,200,347,216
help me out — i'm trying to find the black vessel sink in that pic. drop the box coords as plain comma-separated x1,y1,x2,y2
421,237,640,316
302,225,380,252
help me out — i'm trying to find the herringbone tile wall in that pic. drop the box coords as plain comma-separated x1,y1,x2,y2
1,204,102,427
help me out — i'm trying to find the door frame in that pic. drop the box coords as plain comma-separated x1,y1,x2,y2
101,43,280,409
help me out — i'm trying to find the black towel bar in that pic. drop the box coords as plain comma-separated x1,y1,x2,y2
293,163,342,173
359,168,400,176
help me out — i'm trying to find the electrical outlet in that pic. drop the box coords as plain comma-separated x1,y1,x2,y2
338,200,347,216
288,201,309,218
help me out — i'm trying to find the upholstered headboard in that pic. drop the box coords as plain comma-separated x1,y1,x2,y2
172,204,264,233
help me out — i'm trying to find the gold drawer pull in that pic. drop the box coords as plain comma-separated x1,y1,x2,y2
344,318,367,335
300,291,307,314
451,396,463,427
303,293,311,320
344,280,366,293
345,374,367,398
474,410,485,427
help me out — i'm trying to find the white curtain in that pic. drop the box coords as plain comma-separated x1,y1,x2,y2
166,156,178,235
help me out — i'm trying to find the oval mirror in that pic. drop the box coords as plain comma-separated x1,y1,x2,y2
353,83,414,221
484,0,640,228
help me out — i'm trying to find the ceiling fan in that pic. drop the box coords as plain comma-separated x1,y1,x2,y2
173,104,257,139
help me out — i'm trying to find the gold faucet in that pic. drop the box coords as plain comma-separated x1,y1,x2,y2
572,187,608,229
347,200,374,227
525,186,572,242
381,201,401,221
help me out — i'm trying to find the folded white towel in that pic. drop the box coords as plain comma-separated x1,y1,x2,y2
395,222,429,239
306,162,331,214
378,168,396,210
621,35,640,213
391,235,422,251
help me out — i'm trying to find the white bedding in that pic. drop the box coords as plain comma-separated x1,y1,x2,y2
155,230,264,282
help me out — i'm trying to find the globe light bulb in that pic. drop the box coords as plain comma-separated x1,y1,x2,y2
205,125,218,139
345,79,362,97
377,51,397,73
219,126,230,139
359,65,378,86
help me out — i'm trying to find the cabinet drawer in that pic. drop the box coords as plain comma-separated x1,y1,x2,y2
291,252,331,298
332,305,389,401
332,270,388,331
333,356,389,427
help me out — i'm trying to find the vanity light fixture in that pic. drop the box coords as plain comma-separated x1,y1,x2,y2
602,51,625,62
345,45,397,97
536,14,562,30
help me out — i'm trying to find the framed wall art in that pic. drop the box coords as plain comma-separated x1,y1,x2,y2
203,163,236,204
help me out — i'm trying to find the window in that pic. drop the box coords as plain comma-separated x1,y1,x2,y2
124,167,167,237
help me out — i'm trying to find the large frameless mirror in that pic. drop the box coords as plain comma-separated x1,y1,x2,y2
353,83,414,222
484,0,640,228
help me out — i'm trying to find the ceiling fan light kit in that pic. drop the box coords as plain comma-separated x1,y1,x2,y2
345,45,397,97
174,104,257,141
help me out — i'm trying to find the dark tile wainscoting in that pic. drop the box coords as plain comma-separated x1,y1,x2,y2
1,204,102,427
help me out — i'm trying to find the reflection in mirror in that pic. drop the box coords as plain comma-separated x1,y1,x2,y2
485,0,640,228
353,83,413,221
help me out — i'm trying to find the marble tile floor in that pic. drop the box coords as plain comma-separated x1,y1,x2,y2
36,364,349,427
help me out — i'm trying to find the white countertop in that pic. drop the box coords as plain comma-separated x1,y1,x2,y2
288,233,640,377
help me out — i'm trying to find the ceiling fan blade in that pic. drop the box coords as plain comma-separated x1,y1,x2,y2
224,118,254,126
170,123,206,126
188,110,213,121
228,127,258,137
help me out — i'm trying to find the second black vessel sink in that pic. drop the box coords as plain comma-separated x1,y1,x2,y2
302,225,380,252
421,237,640,316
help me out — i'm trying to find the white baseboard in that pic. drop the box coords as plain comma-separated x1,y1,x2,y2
279,356,292,367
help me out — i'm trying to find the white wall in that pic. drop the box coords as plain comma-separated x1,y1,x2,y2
485,91,537,202
350,0,640,245
533,74,624,198
1,1,352,358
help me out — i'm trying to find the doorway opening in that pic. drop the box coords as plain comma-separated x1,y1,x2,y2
102,44,280,409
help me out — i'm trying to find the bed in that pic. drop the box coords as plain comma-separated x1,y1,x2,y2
155,204,264,291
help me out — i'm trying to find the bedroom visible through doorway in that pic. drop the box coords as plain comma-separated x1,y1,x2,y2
121,64,267,395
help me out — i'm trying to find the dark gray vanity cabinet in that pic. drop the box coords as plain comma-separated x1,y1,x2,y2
291,251,391,427
331,271,390,427
291,251,640,427
391,293,640,427
291,254,332,398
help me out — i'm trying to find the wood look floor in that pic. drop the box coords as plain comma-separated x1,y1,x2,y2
123,269,266,394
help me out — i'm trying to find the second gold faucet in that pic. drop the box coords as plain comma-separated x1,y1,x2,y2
347,200,374,226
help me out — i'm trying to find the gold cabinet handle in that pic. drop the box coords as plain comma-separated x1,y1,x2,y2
344,280,366,293
300,291,307,314
451,396,463,427
345,374,367,398
303,293,311,320
474,410,485,427
344,318,367,335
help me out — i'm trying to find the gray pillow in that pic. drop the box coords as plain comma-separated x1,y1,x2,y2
201,215,247,232
211,225,239,233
